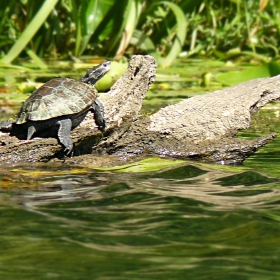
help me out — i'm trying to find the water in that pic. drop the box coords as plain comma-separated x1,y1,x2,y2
1,151,280,279
1,59,280,279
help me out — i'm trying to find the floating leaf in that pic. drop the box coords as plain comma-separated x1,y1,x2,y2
96,157,186,173
215,61,280,86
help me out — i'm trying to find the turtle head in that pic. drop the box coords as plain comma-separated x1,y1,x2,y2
81,60,111,85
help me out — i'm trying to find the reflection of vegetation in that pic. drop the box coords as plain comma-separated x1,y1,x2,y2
0,0,279,67
149,165,207,180
216,171,279,187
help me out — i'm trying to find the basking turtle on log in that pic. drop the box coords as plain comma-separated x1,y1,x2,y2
0,55,279,165
0,61,111,155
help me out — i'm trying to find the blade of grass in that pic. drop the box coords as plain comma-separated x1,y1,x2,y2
25,48,48,69
115,0,142,58
69,0,82,58
156,1,187,67
0,0,59,65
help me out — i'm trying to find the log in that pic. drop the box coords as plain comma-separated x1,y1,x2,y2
0,55,278,165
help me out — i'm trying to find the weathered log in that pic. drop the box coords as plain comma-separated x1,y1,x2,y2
0,54,279,165
101,72,280,164
0,55,156,164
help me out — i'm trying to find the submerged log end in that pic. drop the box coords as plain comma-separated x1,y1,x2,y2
197,133,278,164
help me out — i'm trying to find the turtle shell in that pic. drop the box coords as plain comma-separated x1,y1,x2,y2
16,78,97,124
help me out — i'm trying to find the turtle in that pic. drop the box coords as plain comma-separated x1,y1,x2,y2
0,60,111,155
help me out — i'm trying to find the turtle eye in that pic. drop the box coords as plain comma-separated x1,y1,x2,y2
103,61,111,67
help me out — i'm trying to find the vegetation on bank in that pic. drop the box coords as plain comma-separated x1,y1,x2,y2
0,0,279,68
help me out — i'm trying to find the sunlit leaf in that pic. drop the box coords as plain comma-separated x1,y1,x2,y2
89,0,130,56
215,61,280,86
78,0,112,56
258,0,269,12
115,0,142,58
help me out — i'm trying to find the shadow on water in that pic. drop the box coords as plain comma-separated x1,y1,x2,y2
1,160,280,279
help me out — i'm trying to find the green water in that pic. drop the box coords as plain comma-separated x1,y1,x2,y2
1,59,280,279
1,157,280,279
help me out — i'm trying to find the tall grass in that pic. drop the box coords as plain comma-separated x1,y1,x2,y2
0,0,279,68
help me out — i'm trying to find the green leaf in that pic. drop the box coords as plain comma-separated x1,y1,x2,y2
215,61,280,86
156,1,188,67
80,0,110,56
87,0,129,56
25,49,48,70
115,0,142,57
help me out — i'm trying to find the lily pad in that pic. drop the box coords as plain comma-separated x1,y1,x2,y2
215,61,280,86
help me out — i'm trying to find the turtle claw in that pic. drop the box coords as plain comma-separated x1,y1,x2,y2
64,145,74,157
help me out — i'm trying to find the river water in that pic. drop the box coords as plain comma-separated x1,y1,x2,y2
1,151,280,279
1,60,280,279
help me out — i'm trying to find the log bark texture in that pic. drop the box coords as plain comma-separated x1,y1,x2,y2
0,55,279,165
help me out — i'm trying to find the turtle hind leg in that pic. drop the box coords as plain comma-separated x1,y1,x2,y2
57,118,73,155
27,125,37,140
91,99,106,131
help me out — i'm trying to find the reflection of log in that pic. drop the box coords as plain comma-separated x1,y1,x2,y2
0,55,278,165
13,163,280,207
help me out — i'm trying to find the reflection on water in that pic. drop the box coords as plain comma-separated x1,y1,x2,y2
1,162,280,279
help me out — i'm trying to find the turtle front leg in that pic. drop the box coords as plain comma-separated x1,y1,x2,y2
57,118,73,155
91,99,106,131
